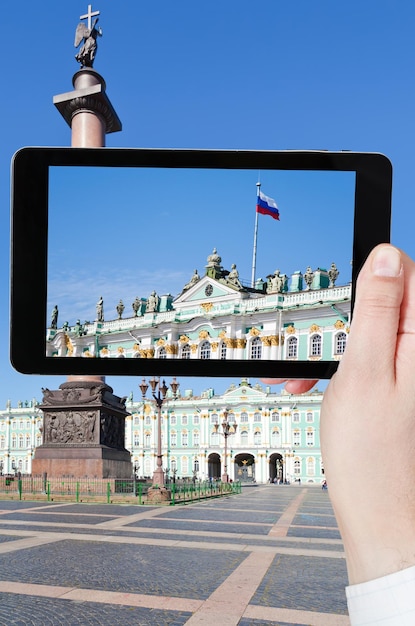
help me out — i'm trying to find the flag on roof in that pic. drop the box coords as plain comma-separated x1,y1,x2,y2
256,191,280,220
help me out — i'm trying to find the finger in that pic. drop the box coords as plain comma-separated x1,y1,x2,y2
341,244,404,382
261,378,318,394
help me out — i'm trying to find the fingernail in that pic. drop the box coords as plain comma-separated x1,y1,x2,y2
372,246,402,277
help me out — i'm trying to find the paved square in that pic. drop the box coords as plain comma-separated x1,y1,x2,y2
0,486,350,625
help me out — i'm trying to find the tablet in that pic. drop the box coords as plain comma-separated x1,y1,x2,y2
10,147,392,378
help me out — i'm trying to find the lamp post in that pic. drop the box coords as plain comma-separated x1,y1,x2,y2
214,408,237,482
139,377,179,488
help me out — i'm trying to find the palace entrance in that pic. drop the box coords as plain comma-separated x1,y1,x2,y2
208,453,221,480
269,453,283,483
234,453,255,482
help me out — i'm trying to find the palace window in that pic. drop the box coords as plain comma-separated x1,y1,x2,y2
307,429,315,446
36,434,42,446
271,429,281,447
194,431,200,446
170,415,177,425
200,341,211,359
307,457,315,476
211,413,219,424
335,332,347,355
182,432,188,446
133,433,140,446
253,412,261,422
293,430,301,446
181,344,191,359
271,411,280,422
25,435,31,447
11,435,17,448
294,459,301,475
181,415,188,425
240,412,248,423
194,459,200,472
193,414,200,425
287,336,298,358
250,337,262,360
171,432,177,447
310,334,322,357
292,412,300,423
159,347,167,359
134,416,140,426
253,430,262,445
182,457,189,475
211,431,219,445
0,436,5,449
145,433,151,447
306,412,313,422
145,415,151,425
240,430,248,445
220,343,227,360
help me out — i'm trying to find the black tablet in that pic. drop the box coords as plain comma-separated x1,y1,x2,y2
10,147,392,378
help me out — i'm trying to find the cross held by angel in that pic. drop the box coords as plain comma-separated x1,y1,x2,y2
74,4,102,68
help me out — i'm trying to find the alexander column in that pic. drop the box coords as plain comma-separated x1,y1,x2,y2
32,5,130,479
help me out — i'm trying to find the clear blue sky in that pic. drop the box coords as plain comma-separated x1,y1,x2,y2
2,1,414,404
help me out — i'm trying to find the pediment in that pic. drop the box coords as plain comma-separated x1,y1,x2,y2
223,382,267,400
174,276,244,305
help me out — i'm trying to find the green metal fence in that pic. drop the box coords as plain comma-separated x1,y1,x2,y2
0,476,242,505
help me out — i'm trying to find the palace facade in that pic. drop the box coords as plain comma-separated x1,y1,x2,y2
1,379,326,483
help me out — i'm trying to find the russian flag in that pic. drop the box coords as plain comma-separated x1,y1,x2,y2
256,190,280,220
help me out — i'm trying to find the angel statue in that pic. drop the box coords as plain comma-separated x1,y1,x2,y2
74,17,102,68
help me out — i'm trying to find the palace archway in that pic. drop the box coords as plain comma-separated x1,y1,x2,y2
234,453,255,482
208,453,221,480
269,453,283,483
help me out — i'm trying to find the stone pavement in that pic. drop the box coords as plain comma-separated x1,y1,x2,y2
0,485,350,625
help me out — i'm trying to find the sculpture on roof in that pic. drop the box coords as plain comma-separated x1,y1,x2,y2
51,305,58,329
226,264,242,289
96,296,104,322
304,266,314,290
74,5,102,68
116,300,125,319
183,269,201,291
146,291,160,313
206,248,222,268
267,269,283,294
328,262,339,287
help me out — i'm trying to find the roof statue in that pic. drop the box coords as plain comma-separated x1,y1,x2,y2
74,4,102,68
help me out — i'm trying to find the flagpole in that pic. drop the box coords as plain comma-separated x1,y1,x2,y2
251,182,261,288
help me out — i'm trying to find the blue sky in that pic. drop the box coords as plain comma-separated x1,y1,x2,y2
2,1,415,404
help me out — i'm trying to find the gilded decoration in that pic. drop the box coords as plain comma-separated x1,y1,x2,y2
334,320,345,329
235,338,246,349
200,302,214,312
139,348,154,358
270,335,280,346
199,330,210,339
249,327,261,336
211,342,218,351
165,344,178,355
83,350,93,358
346,326,350,333
179,335,190,343
133,343,140,351
225,338,236,348
65,334,74,356
286,325,296,335
100,347,108,355
219,330,227,339
309,324,320,333
117,346,124,353
157,338,165,346
191,344,198,353
261,336,271,346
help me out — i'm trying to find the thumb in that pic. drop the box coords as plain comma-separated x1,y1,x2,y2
341,244,403,381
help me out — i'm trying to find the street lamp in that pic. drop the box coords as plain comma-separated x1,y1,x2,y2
139,377,179,488
214,408,237,482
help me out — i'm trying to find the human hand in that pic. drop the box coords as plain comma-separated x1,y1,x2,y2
261,378,318,394
321,244,415,585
